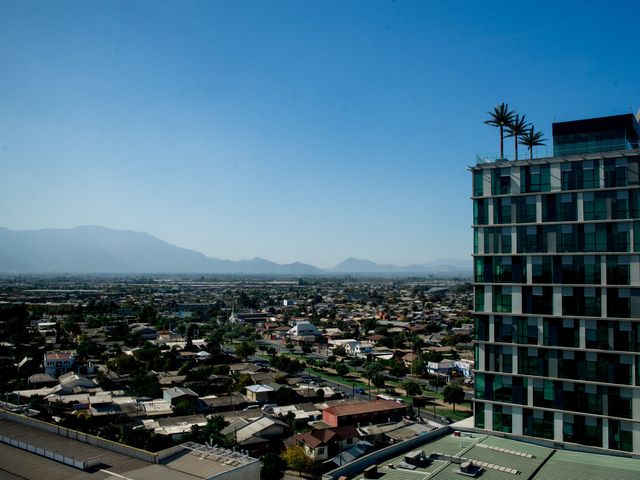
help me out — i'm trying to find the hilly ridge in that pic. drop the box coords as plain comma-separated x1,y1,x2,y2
0,226,470,275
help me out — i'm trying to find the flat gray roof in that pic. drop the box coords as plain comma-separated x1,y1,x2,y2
349,432,640,480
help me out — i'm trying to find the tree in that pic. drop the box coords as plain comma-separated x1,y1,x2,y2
389,362,408,378
261,452,286,480
371,373,385,391
191,415,234,448
519,126,546,160
443,384,465,412
484,103,515,159
335,362,349,377
282,445,313,474
505,113,529,161
235,340,256,361
301,343,312,354
429,377,446,393
403,381,422,397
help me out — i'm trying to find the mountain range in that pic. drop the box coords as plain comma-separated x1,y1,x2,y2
0,226,470,276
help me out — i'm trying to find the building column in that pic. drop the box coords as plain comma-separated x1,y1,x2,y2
485,403,493,431
579,320,586,349
631,256,640,286
577,192,584,222
488,316,495,342
511,167,520,193
488,198,494,225
483,171,492,197
550,164,561,191
512,407,523,435
478,344,486,371
602,418,609,450
511,286,522,315
554,411,563,442
527,382,533,407
553,287,563,316
536,195,542,223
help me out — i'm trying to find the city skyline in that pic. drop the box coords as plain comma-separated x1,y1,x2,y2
1,1,639,267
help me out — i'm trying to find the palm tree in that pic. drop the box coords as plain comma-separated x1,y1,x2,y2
484,103,515,159
505,114,529,161
519,126,547,160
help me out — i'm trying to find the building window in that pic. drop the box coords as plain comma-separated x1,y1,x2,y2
492,168,511,195
474,286,485,312
521,165,551,193
473,170,484,196
474,199,489,225
493,286,512,313
583,191,607,221
604,157,628,188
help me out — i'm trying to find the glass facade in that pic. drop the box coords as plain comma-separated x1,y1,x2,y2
472,117,640,454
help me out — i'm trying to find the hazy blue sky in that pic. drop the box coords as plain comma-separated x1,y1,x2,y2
1,1,638,267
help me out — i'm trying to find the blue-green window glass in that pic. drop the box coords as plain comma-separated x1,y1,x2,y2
609,420,633,452
475,316,489,342
492,168,510,195
474,199,488,225
585,319,609,350
493,286,512,313
474,402,485,429
558,224,577,252
634,221,640,252
559,193,577,221
494,197,512,224
474,286,485,312
501,227,512,254
474,257,485,282
562,287,601,317
473,170,484,196
544,318,579,348
473,229,479,254
561,161,581,190
583,191,607,220
583,223,607,252
606,255,630,285
612,321,632,351
611,190,630,219
493,404,513,433
521,165,551,193
604,158,628,187
609,223,631,252
515,196,536,223
582,160,599,188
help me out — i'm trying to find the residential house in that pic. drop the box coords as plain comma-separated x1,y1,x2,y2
245,384,274,403
44,351,75,378
322,400,408,428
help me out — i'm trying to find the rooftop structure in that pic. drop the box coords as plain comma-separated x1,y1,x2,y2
0,410,260,480
324,430,640,480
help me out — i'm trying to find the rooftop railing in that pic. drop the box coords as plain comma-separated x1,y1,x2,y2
475,142,639,165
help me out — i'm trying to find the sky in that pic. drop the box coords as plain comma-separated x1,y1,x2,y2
1,0,639,268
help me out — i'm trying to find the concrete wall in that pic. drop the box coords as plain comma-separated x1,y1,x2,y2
322,426,450,480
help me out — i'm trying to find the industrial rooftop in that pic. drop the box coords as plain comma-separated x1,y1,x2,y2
349,432,640,480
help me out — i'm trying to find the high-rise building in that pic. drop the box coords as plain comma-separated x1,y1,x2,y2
471,113,640,454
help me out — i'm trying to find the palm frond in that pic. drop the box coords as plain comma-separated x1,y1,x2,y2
519,127,547,148
505,114,529,138
484,102,515,127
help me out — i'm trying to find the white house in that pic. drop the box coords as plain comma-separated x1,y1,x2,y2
287,321,321,337
345,341,374,358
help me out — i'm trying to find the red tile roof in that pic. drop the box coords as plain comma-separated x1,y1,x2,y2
324,400,406,417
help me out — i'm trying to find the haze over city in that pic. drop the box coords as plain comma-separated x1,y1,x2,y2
1,0,638,268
